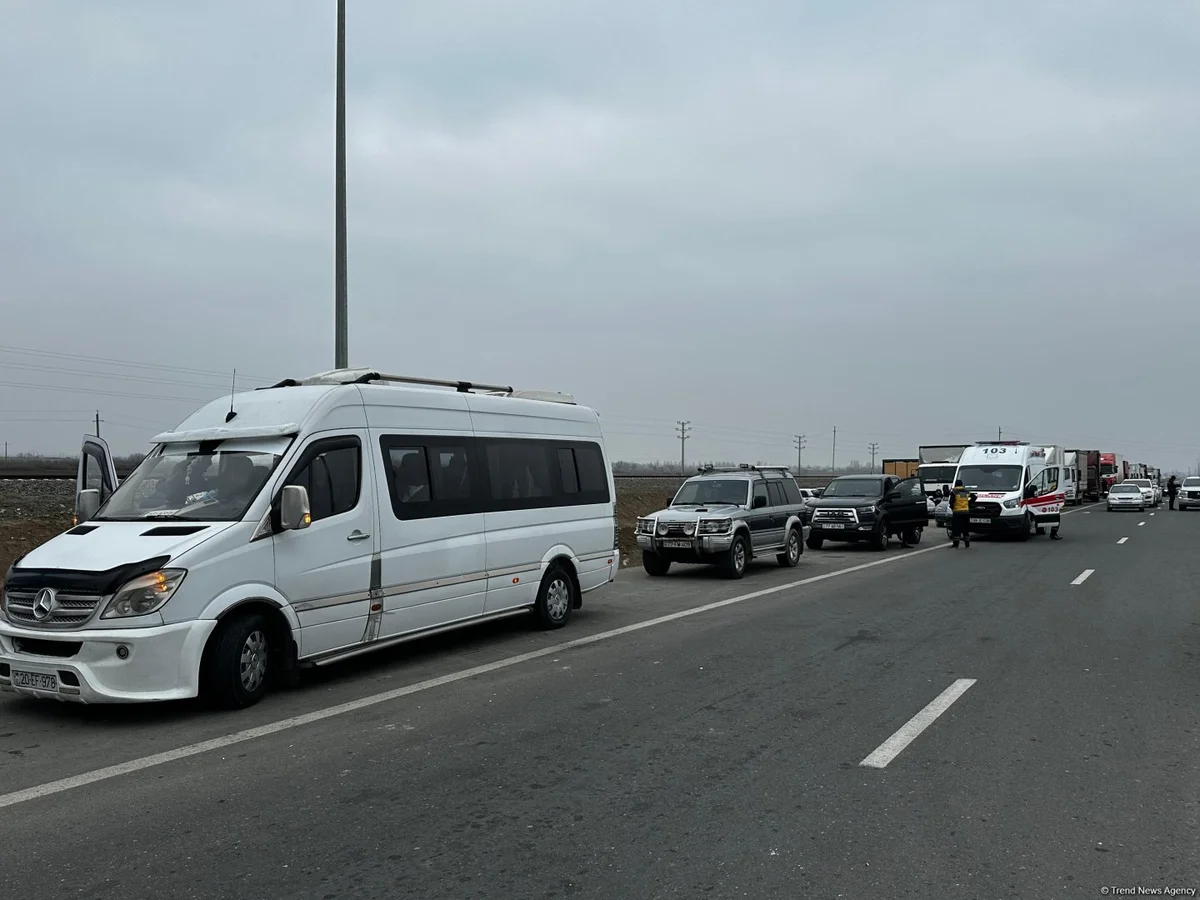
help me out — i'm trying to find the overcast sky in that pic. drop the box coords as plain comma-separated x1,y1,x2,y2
2,0,1199,472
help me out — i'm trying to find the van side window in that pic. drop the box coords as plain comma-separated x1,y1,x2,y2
430,445,473,501
558,448,580,494
486,441,553,501
285,438,361,522
574,443,609,497
387,447,432,506
379,438,484,520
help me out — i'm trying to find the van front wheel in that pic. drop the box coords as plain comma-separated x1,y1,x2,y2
201,613,273,710
534,565,576,629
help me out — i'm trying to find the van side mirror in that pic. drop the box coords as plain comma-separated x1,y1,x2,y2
753,494,768,509
280,485,312,531
1023,483,1037,499
76,488,101,524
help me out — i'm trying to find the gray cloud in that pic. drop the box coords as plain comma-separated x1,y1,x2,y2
2,0,1199,470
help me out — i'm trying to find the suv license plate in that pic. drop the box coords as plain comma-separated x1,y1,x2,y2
661,539,692,549
970,517,989,524
11,670,59,692
821,523,846,530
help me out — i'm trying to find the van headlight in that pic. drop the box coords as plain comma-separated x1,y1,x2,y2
1003,499,1020,509
101,569,187,619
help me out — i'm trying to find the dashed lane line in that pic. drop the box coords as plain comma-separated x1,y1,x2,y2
860,678,977,768
1071,569,1095,585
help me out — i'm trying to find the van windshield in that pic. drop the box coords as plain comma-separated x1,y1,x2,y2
95,439,289,522
956,464,1023,492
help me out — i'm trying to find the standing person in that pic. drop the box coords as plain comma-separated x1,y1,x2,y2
1167,475,1179,510
948,479,975,548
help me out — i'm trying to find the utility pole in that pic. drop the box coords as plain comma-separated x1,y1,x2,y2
868,441,880,471
94,411,102,437
998,426,1002,441
831,425,837,472
794,434,807,473
676,421,691,475
334,0,349,370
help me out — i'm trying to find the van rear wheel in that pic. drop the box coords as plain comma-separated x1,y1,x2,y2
534,565,575,629
201,612,273,710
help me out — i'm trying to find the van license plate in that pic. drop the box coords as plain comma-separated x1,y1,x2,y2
970,517,989,524
11,670,58,692
821,523,845,529
661,540,692,548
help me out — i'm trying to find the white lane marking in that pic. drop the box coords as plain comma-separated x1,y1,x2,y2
860,678,976,769
0,539,954,810
1150,512,1155,517
1117,537,1128,544
1138,521,1146,527
1071,569,1095,585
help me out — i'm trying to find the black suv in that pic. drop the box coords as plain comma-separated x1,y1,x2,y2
804,474,928,550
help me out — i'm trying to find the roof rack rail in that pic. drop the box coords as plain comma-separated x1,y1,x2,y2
259,368,576,404
696,463,793,475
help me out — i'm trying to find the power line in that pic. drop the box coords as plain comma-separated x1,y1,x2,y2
0,379,213,404
0,344,274,382
0,359,266,393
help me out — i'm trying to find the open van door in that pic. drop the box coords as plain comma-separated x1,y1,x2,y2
75,435,119,524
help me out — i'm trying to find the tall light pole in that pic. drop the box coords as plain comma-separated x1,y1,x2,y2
334,0,349,370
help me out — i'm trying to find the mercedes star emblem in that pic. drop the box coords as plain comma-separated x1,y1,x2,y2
32,588,57,621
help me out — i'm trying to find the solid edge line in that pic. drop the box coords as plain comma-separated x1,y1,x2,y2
1070,568,1095,585
859,678,976,769
0,538,952,810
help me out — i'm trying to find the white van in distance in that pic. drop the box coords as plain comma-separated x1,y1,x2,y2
0,369,620,708
953,441,1066,540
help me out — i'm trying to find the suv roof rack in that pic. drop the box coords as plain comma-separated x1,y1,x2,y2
257,368,576,405
696,463,793,476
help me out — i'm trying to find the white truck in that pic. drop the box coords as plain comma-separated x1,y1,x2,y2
952,441,1065,540
1062,450,1083,506
917,444,969,498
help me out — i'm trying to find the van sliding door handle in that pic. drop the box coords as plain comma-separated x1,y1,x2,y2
347,530,371,542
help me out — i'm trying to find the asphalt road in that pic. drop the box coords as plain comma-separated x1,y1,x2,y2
2,504,1198,898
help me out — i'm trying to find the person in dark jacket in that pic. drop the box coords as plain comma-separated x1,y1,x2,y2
1167,475,1178,510
948,479,975,548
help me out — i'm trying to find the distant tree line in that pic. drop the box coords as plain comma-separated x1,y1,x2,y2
611,459,875,475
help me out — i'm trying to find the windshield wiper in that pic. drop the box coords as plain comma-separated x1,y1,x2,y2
141,512,191,520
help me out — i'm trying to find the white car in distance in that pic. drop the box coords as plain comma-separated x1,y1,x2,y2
1178,476,1200,510
1106,483,1146,512
1125,479,1159,507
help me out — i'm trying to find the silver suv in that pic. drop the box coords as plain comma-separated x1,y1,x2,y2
635,465,811,579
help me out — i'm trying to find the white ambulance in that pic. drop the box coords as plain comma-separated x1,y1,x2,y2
952,441,1066,540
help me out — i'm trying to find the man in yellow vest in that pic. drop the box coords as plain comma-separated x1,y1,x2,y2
949,479,976,548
